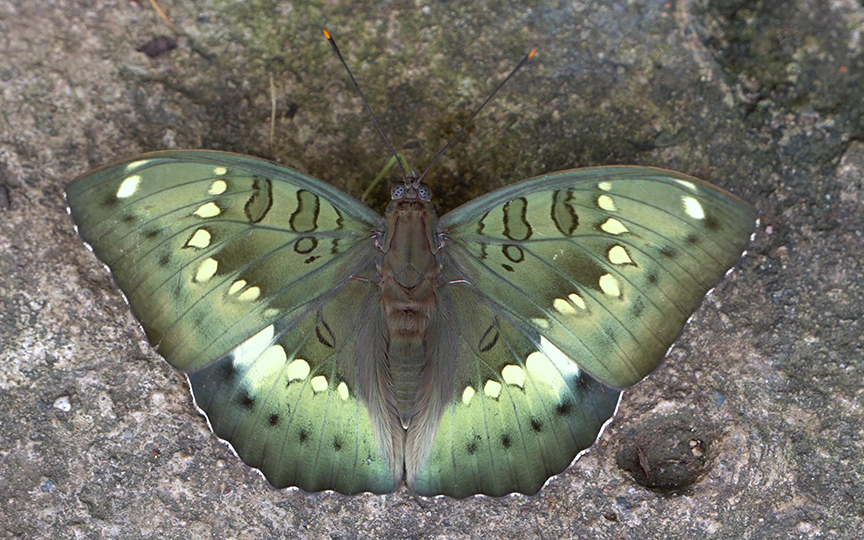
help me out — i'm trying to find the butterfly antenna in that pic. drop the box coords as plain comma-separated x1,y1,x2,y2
417,48,537,184
323,29,410,181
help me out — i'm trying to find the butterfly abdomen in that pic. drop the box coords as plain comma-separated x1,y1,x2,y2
378,199,442,428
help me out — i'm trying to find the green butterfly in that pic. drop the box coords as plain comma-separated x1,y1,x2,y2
67,148,755,497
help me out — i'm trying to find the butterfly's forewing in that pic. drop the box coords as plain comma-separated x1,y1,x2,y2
441,167,757,389
67,151,399,494
408,167,756,496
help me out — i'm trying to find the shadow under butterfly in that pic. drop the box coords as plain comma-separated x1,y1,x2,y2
66,33,756,497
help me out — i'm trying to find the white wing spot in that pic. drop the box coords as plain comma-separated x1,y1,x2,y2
568,292,586,310
674,179,697,191
553,297,577,315
186,228,211,249
483,380,502,399
531,317,551,329
682,196,705,220
526,351,557,384
194,202,221,218
208,179,227,195
599,273,621,297
310,375,328,393
213,166,228,176
231,325,275,367
194,257,218,283
237,286,260,302
462,385,476,405
124,160,151,173
337,382,350,400
228,279,247,295
116,175,141,198
287,359,310,382
598,181,612,191
257,344,287,372
608,245,633,265
601,218,629,235
526,336,581,384
597,194,617,212
502,365,526,388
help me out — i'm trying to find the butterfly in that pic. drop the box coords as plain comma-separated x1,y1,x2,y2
67,149,755,497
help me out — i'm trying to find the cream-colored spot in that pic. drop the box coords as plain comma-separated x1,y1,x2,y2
601,218,629,235
531,317,551,329
597,194,616,212
502,365,526,388
124,160,151,173
231,325,275,367
195,257,218,283
553,297,577,315
674,179,697,191
483,380,502,399
599,273,621,297
337,382,350,400
608,245,633,265
213,166,228,176
526,351,557,384
598,181,612,191
228,279,247,295
682,196,705,220
208,179,227,195
186,228,211,249
116,175,141,198
194,202,221,218
526,336,580,385
568,292,586,310
287,359,310,381
462,385,476,405
310,375,328,393
237,286,260,302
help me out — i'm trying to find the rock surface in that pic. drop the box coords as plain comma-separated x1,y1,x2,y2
1,0,862,538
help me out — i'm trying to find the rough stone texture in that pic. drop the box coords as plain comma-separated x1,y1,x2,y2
1,0,862,538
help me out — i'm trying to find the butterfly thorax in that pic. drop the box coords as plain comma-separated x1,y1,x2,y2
377,197,442,428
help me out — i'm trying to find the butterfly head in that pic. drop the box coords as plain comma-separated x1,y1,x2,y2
391,171,432,202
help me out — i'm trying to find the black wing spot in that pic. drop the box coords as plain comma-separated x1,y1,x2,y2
298,428,309,444
158,253,171,267
333,436,343,452
218,359,238,382
704,214,721,231
501,263,515,272
530,418,543,432
316,318,336,348
502,244,525,263
102,194,118,208
268,413,280,426
244,177,273,223
121,214,136,223
659,246,677,259
686,234,700,245
478,324,499,353
304,255,320,264
294,236,318,254
556,399,574,417
631,298,645,318
237,390,256,410
500,433,512,449
646,273,658,285
466,438,479,455
145,229,160,239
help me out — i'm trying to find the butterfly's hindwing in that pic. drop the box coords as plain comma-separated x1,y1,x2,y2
409,284,620,497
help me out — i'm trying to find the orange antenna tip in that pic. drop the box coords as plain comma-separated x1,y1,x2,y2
323,29,331,39
528,48,537,59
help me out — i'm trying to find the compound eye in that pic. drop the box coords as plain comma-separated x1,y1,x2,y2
417,186,432,201
391,185,405,199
